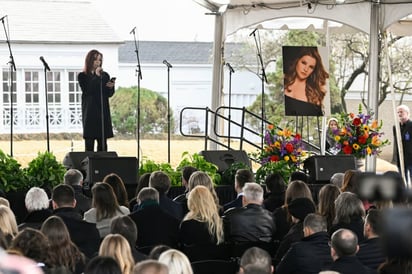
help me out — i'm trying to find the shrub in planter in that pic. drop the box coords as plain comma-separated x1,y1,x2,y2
24,151,66,194
175,151,221,185
139,158,181,186
0,150,28,192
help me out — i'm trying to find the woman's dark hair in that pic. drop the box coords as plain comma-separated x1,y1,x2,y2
135,173,151,197
284,47,329,106
148,244,171,260
103,173,129,208
83,49,102,74
264,173,286,194
84,256,122,274
91,182,120,221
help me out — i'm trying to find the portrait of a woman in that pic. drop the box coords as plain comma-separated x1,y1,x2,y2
283,46,329,116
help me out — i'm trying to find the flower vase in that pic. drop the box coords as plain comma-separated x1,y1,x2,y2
355,158,365,171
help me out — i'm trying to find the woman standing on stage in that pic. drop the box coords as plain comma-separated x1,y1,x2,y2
78,49,115,151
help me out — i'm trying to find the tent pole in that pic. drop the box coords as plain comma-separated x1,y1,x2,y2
365,0,381,172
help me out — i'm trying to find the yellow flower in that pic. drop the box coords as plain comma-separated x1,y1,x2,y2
291,155,297,162
284,156,290,161
334,136,341,141
353,143,360,150
274,141,281,148
277,130,284,136
301,151,307,157
363,125,369,132
366,146,372,155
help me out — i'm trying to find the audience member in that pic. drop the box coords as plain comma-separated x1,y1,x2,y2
187,171,221,214
129,187,179,251
289,171,309,184
84,182,130,238
0,204,18,247
158,249,193,274
40,215,86,274
103,173,130,208
274,197,316,265
130,172,151,211
173,166,198,204
148,245,172,260
263,173,286,212
8,227,51,271
84,256,122,274
243,265,272,274
51,184,100,259
239,247,273,274
133,260,169,274
328,228,376,274
110,215,147,263
318,184,341,230
356,209,386,270
330,173,345,189
99,234,135,274
0,197,10,207
223,182,275,243
19,187,52,230
149,171,183,220
0,248,43,274
273,180,313,241
341,169,361,193
223,168,255,211
276,213,332,274
64,168,92,215
329,192,366,242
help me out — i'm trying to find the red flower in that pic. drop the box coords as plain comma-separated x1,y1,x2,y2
285,143,294,153
270,155,279,162
342,145,353,155
295,134,301,140
358,135,367,144
352,117,361,127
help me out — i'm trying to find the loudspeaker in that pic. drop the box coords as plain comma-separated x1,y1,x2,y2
81,156,138,186
199,150,251,173
303,155,356,183
63,151,118,170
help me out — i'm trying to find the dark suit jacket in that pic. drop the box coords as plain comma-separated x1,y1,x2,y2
53,207,100,259
72,185,92,215
129,203,180,249
393,120,412,166
356,237,386,270
223,195,243,211
330,256,377,274
159,193,183,220
18,209,52,230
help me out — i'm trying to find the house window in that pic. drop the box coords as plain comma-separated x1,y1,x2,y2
68,71,82,126
2,69,17,104
47,71,61,104
25,71,39,104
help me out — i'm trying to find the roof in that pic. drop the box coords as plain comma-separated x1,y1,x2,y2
119,41,247,64
0,0,122,43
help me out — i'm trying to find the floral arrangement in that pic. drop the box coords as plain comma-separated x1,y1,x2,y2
255,125,306,183
332,105,389,159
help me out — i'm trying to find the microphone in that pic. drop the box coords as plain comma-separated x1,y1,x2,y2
163,60,172,68
130,26,136,35
0,15,7,21
226,63,235,73
39,56,51,71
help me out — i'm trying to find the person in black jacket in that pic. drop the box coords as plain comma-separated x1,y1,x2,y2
223,182,275,243
393,104,412,183
263,173,285,212
78,49,115,152
19,187,52,230
276,213,332,274
223,169,255,211
329,228,376,274
356,209,386,270
63,169,91,215
51,184,101,259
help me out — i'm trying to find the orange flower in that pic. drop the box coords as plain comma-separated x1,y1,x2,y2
268,124,274,130
372,135,381,146
371,120,378,129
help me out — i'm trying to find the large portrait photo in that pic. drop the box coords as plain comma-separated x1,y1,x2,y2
283,46,330,116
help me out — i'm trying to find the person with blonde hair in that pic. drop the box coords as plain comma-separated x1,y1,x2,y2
0,204,18,247
158,249,193,274
99,234,135,274
179,185,224,246
187,171,220,212
133,260,168,274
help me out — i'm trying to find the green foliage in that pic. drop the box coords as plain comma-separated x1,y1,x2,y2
255,161,297,185
0,150,27,192
139,158,181,186
221,161,252,186
111,86,174,135
24,151,66,193
176,151,221,185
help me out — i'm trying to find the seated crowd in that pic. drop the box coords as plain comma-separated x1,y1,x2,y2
0,165,410,274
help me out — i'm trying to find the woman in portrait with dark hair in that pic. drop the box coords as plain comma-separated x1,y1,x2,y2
78,49,115,152
284,46,329,116
103,173,129,208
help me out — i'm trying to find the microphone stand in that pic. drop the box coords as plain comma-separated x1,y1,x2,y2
226,63,235,149
2,16,16,157
163,60,172,163
41,59,50,152
100,75,105,151
251,29,268,148
131,27,142,167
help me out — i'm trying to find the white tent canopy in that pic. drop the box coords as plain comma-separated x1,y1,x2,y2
196,0,412,172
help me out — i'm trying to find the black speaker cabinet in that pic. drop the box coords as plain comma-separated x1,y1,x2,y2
81,156,138,186
303,155,356,183
199,150,251,173
63,151,118,170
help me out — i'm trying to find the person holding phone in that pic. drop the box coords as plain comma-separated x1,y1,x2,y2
78,49,115,151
